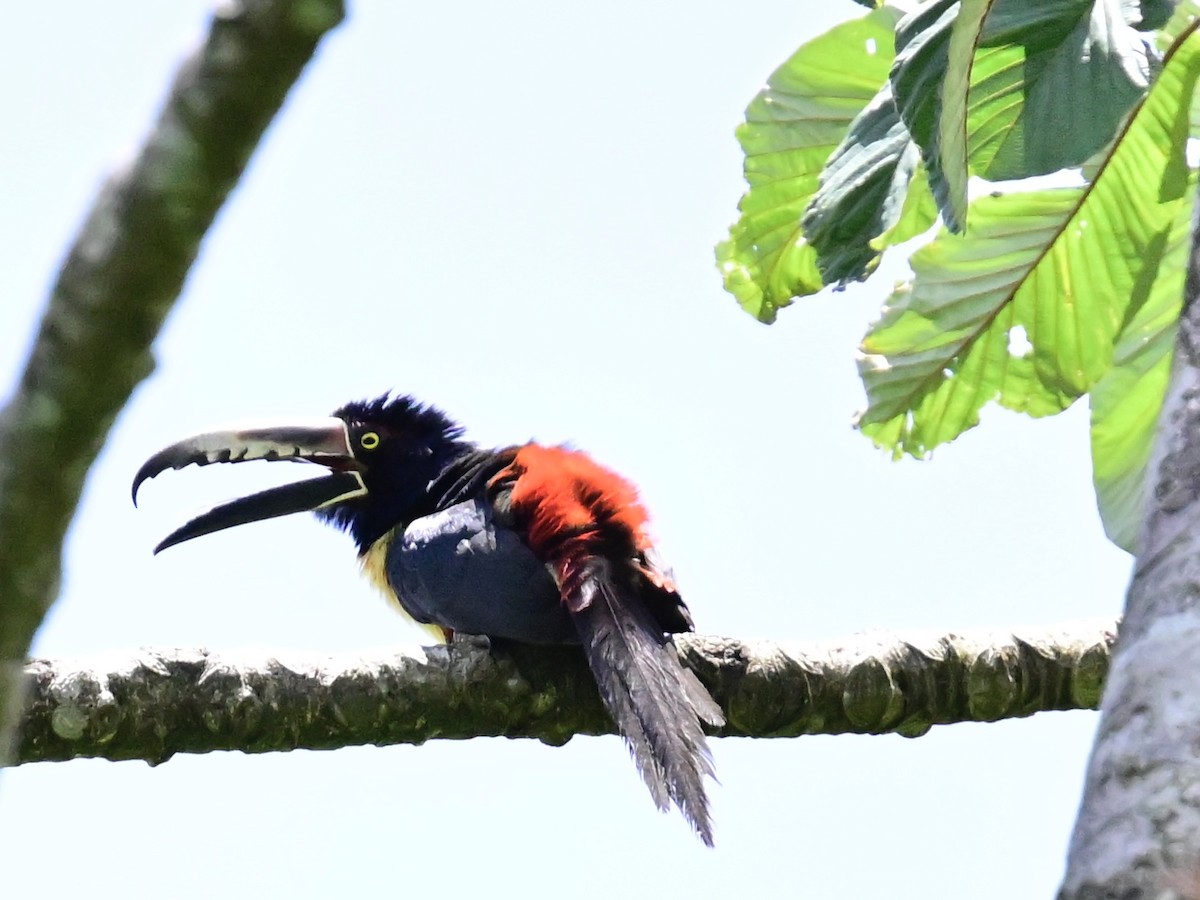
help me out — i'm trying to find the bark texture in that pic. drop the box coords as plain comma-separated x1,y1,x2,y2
0,0,345,761
13,620,1113,765
1059,187,1200,899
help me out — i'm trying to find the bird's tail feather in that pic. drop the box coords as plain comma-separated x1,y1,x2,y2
567,559,724,846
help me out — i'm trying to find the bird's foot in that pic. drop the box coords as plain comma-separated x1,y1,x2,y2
450,631,492,651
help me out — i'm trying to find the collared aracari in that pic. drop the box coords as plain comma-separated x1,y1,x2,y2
132,394,723,844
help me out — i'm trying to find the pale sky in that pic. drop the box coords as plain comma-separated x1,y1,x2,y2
0,3,1131,897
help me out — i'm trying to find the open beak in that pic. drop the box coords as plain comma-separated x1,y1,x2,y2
131,418,366,553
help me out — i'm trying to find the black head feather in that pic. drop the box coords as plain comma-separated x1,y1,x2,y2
332,393,467,448
317,393,473,551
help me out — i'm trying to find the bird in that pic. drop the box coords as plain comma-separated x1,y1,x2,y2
132,393,724,844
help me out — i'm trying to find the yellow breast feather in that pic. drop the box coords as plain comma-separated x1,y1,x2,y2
359,532,449,644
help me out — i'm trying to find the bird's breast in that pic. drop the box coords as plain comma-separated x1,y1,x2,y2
374,497,576,644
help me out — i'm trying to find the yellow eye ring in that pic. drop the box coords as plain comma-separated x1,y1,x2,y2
359,431,380,450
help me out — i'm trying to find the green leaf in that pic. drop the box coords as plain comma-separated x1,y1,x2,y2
802,85,936,284
1158,0,1200,49
1088,38,1200,552
969,0,1153,181
939,0,994,230
873,163,940,250
892,0,1155,230
1089,201,1189,552
1133,0,1176,31
859,19,1200,457
716,8,899,323
891,0,961,230
857,189,1082,457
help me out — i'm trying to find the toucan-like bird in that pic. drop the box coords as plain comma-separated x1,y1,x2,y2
132,394,724,844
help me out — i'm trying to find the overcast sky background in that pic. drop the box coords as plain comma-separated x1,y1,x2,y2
0,3,1131,897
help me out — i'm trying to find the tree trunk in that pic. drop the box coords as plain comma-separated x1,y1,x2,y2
1060,192,1200,898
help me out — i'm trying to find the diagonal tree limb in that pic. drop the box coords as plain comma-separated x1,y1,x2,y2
12,619,1114,765
0,0,345,762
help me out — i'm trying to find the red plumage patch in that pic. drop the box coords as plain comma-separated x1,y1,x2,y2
505,444,652,561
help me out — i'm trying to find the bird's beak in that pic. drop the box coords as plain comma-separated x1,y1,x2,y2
131,418,366,553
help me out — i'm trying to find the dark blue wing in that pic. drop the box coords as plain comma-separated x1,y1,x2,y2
387,497,575,643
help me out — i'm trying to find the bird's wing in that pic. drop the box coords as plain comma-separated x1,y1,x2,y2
492,443,725,845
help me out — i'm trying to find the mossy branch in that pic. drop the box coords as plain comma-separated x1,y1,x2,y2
13,619,1114,765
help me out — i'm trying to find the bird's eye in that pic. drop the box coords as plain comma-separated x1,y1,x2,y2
359,431,381,451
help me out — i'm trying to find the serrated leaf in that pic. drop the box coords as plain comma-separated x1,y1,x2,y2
859,20,1200,457
1089,200,1189,552
717,8,899,323
857,190,1083,457
892,0,961,229
892,0,1156,231
873,163,940,249
1130,0,1175,31
802,84,936,284
1158,0,1200,49
970,0,1153,181
940,0,994,230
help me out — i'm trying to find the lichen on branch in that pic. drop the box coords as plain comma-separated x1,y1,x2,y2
14,620,1114,765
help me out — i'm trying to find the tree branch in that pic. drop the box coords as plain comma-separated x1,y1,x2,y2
0,0,344,760
13,620,1114,765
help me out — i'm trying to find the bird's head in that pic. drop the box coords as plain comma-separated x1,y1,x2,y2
132,393,470,554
